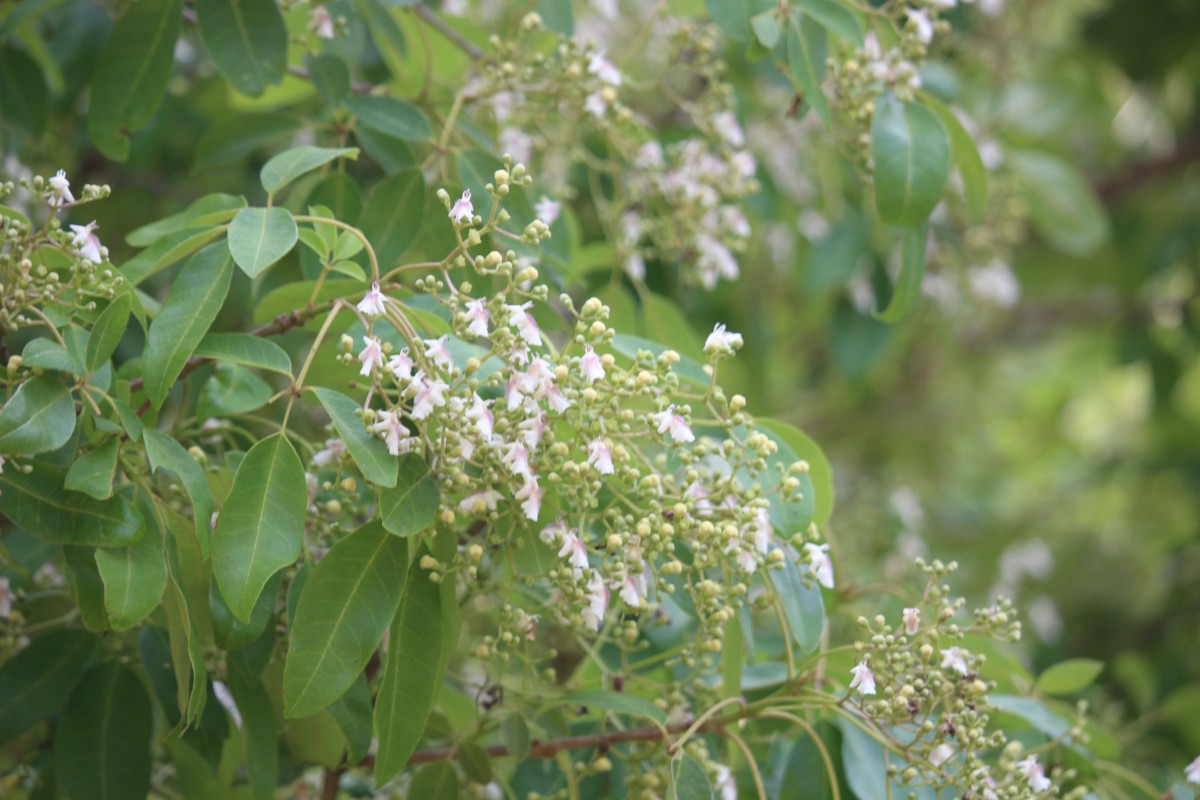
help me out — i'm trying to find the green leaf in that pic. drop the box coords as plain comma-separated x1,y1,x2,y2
311,387,399,488
536,0,573,35
641,292,705,364
85,293,132,372
373,549,446,785
458,739,493,784
356,126,417,174
1035,659,1104,696
142,243,234,409
805,211,867,293
306,54,351,105
751,11,783,48
358,169,426,269
210,570,280,650
784,13,831,127
838,717,937,800
64,546,110,632
1009,149,1108,256
194,113,300,169
344,95,433,141
126,193,246,246
120,226,227,287
86,0,182,160
989,694,1071,739
0,375,76,455
0,463,146,547
794,0,863,44
144,428,215,560
0,46,47,136
195,332,292,375
260,145,359,195
668,753,714,800
253,278,360,325
328,674,374,765
353,0,408,79
64,439,120,500
756,418,834,527
560,691,667,726
20,339,81,375
94,511,167,630
195,0,286,96
875,224,927,323
610,334,709,388
871,92,951,226
705,0,774,40
228,206,299,278
770,548,826,654
409,762,460,799
0,630,98,746
54,662,152,800
197,362,272,418
920,93,988,221
379,453,440,537
226,670,278,800
284,522,409,717
212,433,307,622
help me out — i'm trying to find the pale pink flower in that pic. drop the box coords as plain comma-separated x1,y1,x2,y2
557,531,590,571
618,572,646,608
546,385,570,413
696,233,740,288
516,475,542,521
653,405,694,444
714,764,737,800
458,489,503,515
358,336,384,376
803,542,835,589
0,577,13,619
309,4,334,38
502,439,531,478
357,282,387,316
579,345,605,383
466,394,493,440
510,343,529,365
464,298,490,338
369,410,407,456
424,335,454,370
450,190,474,225
940,646,969,675
517,357,554,397
587,440,614,474
849,658,876,695
388,349,413,381
311,439,345,467
1015,756,1051,792
908,7,934,43
504,377,524,411
506,302,543,346
69,222,102,264
535,196,560,226
587,51,622,86
704,323,743,355
408,374,448,419
711,111,745,147
584,92,608,117
519,414,546,450
582,570,608,631
48,169,73,206
747,507,771,554
902,607,921,636
929,744,954,767
539,521,567,547
33,562,65,589
726,541,757,573
1185,755,1200,785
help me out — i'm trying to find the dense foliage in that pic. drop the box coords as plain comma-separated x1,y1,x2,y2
0,0,1198,799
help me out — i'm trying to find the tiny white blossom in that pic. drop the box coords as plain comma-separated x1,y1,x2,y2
535,196,561,226
0,577,13,619
653,405,694,444
940,646,969,675
581,570,608,631
69,222,103,264
704,323,743,355
519,414,546,450
466,394,494,440
726,541,757,573
713,763,737,800
849,658,876,695
502,439,532,478
696,233,740,288
748,507,771,554
557,531,590,571
1016,756,1051,792
803,542,835,589
584,92,608,117
618,572,646,608
902,607,921,635
449,190,474,225
424,335,454,370
579,345,605,383
48,169,73,206
908,7,934,42
539,521,567,547
929,744,954,766
711,110,745,148
587,51,622,86
358,336,384,376
388,349,413,381
1185,755,1200,785
464,298,490,338
309,4,334,39
357,282,387,317
408,373,448,420
369,410,407,456
311,439,345,467
506,302,543,346
33,562,65,589
516,475,542,521
587,440,614,474
546,385,570,413
458,489,503,515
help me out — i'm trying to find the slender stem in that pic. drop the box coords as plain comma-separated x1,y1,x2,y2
412,6,484,60
283,301,346,429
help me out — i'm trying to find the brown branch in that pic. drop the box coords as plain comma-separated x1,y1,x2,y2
412,6,485,61
321,767,342,800
1096,128,1200,204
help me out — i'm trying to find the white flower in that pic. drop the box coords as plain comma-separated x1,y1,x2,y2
940,646,969,675
408,374,448,420
369,410,407,456
557,531,590,571
458,489,503,515
653,405,694,444
747,507,771,554
388,349,413,380
309,4,334,39
0,454,4,474
497,127,532,163
726,541,757,573
587,50,622,86
713,763,737,800
731,151,757,180
704,323,743,355
312,439,345,467
908,7,934,42
584,92,608,117
33,562,65,589
504,377,524,411
69,221,103,264
357,282,387,317
803,542,835,589
581,570,608,631
466,394,494,440
48,169,73,206
902,607,921,636
535,196,561,226
929,744,954,766
0,577,13,619
618,572,646,608
1185,755,1200,785
517,357,554,398
516,475,542,521
464,298,490,338
711,110,745,148
635,142,663,168
539,521,566,547
502,439,532,478
849,658,876,695
510,343,529,365
696,233,740,288
424,335,454,370
1016,756,1051,792
624,252,646,281
546,385,570,413
579,345,605,383
519,414,546,450
506,302,543,346
587,440,614,474
449,190,474,225
968,260,1020,307
358,336,384,376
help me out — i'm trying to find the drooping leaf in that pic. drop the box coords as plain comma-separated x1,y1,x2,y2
871,92,951,226
667,753,714,800
64,546,110,632
794,0,863,45
0,630,98,745
328,674,374,765
86,0,182,160
310,387,399,488
194,113,300,169
920,93,989,221
54,662,153,800
195,332,293,375
1035,659,1105,696
228,206,299,278
120,226,227,287
226,670,278,800
85,293,132,372
195,0,286,97
357,169,426,269
379,453,440,537
64,439,120,500
784,12,831,127
212,433,307,622
0,375,77,455
126,193,246,246
305,53,351,105
875,224,927,323
408,762,460,799
344,95,432,141
769,547,826,654
284,522,409,717
1009,149,1108,256
260,145,359,195
94,510,167,630
0,463,146,547
144,428,215,559
210,570,281,650
142,243,234,409
0,46,47,136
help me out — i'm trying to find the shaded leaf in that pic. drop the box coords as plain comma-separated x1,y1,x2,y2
770,547,826,654
379,453,439,537
144,428,215,559
311,387,399,488
260,145,359,194
920,93,988,221
0,630,98,745
126,193,246,247
1035,659,1104,696
668,753,714,800
0,375,76,455
64,439,120,500
872,92,950,226
345,95,432,141
0,463,145,547
1009,149,1108,256
94,509,167,630
195,332,292,375
195,0,286,96
357,169,425,269
875,224,927,323
85,293,131,372
194,113,299,169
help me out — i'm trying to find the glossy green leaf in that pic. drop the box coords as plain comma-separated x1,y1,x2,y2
54,662,152,800
86,0,182,160
197,362,272,418
920,93,988,221
356,126,418,174
770,548,826,654
85,293,131,372
126,193,246,246
120,226,227,287
379,453,440,537
838,717,936,800
64,546,110,632
610,334,709,388
328,674,374,765
357,169,426,269
0,375,76,455
260,145,359,194
668,753,714,800
194,113,300,169
94,512,167,630
374,550,446,784
311,387,399,488
872,92,951,227
64,439,120,500
212,433,307,622
142,244,234,409
0,630,98,745
989,694,1072,738
1009,149,1108,256
560,691,667,725
284,522,409,717
794,0,862,44
306,53,351,105
211,570,280,650
228,206,299,278
705,0,774,40
875,224,927,323
458,739,493,784
1035,659,1104,696
20,338,82,375
751,11,782,48
227,670,277,800
756,418,834,527
0,463,146,547
409,762,460,799
144,428,215,559
195,0,286,96
784,13,831,127
195,332,292,375
0,46,47,136
345,95,432,141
